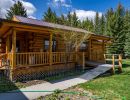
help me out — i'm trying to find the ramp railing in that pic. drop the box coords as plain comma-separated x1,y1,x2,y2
104,54,122,74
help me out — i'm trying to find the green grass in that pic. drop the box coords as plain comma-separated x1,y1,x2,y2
79,59,130,100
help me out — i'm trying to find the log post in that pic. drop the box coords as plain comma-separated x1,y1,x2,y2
75,37,78,63
10,29,16,80
104,54,106,64
102,40,105,62
118,54,122,73
82,52,85,72
49,33,52,66
89,38,92,60
112,54,115,74
6,35,10,53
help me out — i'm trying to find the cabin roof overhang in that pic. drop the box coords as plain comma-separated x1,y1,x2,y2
0,18,93,38
0,16,112,41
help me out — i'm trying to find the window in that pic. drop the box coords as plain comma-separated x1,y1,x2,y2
44,39,57,52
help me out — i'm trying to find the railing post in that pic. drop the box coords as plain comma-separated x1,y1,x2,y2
112,54,115,74
6,35,10,54
11,29,16,81
118,54,122,73
89,38,92,60
104,54,106,64
49,33,52,66
82,52,85,72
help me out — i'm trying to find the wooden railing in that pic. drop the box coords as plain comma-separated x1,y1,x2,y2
0,53,7,67
0,52,86,70
104,54,122,74
15,52,77,67
7,53,13,67
0,53,13,68
52,52,76,64
16,52,50,66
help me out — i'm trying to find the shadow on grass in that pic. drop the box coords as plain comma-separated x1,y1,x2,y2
0,71,28,100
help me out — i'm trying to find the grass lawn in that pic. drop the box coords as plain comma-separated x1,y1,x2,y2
79,59,130,100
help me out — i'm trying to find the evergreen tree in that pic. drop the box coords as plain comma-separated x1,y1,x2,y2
105,8,114,36
43,7,57,23
67,12,73,26
107,4,126,54
71,12,79,27
124,10,130,56
81,18,94,32
94,12,100,34
6,1,27,20
99,15,105,35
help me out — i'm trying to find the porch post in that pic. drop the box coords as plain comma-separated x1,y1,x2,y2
6,35,10,53
11,29,16,80
102,40,105,62
89,38,92,60
49,33,52,66
75,37,78,62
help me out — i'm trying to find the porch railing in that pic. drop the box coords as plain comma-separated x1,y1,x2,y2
0,53,13,68
16,52,50,67
0,52,86,69
104,54,122,74
52,52,76,64
14,52,76,67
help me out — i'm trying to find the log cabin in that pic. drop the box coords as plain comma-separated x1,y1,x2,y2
0,16,112,81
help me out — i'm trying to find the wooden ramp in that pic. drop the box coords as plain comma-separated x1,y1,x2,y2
85,61,106,67
80,63,113,80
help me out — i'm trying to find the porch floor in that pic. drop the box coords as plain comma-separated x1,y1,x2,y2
0,63,112,100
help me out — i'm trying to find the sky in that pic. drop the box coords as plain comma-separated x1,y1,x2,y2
0,0,130,21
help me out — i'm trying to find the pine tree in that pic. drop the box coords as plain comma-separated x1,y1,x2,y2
124,10,130,57
94,12,100,34
99,15,105,35
105,8,114,36
43,7,57,23
107,4,126,54
72,12,79,27
6,1,27,20
67,12,73,26
81,18,94,32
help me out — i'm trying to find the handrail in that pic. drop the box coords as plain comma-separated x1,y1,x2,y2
0,52,86,71
15,52,77,67
104,54,122,74
0,53,8,67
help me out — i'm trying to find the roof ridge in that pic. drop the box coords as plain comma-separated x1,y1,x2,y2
15,15,89,31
